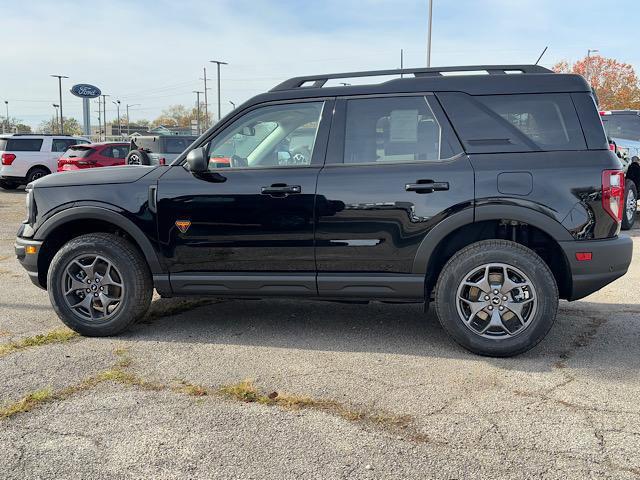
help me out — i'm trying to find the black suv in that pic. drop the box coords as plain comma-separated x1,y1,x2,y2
15,65,633,357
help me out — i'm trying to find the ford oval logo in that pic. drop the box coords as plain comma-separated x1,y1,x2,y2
70,84,102,99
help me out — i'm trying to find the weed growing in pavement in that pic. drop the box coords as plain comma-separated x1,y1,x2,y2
0,328,78,357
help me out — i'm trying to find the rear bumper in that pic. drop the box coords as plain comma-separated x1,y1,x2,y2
15,236,45,289
560,235,633,301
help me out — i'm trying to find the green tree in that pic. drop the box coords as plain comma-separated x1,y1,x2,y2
151,104,212,128
37,117,83,135
2,117,31,134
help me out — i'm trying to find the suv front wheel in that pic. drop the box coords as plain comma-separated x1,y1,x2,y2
47,233,152,336
434,240,558,357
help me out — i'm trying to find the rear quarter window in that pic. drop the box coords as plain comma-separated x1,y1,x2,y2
4,138,44,152
437,93,587,153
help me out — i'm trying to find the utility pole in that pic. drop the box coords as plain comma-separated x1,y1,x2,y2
426,0,433,67
3,101,7,134
95,99,102,141
209,60,228,122
126,103,140,137
200,67,212,128
52,104,60,133
193,91,203,135
50,74,68,134
101,94,110,139
586,49,599,85
112,100,121,138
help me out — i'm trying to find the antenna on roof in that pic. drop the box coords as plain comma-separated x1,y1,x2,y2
535,46,548,65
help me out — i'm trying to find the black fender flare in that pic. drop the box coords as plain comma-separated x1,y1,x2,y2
34,206,163,274
411,204,573,274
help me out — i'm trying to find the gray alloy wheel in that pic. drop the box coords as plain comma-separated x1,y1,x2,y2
455,263,537,339
626,186,637,225
62,254,125,321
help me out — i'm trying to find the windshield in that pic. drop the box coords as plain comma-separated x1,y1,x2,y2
602,115,640,141
61,146,94,159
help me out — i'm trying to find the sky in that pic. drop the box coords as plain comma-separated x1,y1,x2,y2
1,0,639,129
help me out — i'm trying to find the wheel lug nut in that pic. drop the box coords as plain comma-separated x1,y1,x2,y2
488,305,493,310
86,279,91,284
502,296,507,301
100,287,104,291
493,289,499,294
499,306,504,311
86,288,91,293
93,293,98,297
484,295,490,301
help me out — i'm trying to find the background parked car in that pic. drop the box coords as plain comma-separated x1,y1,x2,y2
57,142,130,172
600,110,640,229
0,134,89,189
125,135,196,166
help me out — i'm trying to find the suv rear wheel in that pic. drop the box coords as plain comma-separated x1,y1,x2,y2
434,240,558,357
622,178,637,230
26,167,49,184
47,233,152,336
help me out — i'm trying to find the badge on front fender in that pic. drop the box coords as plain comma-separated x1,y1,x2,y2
175,220,191,234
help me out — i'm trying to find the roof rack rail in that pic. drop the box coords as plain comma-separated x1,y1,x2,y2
271,64,553,91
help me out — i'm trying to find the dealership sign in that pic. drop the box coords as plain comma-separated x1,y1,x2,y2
70,84,101,99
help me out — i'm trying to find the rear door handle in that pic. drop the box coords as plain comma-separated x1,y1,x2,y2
261,184,302,196
405,181,449,193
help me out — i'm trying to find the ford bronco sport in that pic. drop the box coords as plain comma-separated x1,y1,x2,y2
15,65,633,357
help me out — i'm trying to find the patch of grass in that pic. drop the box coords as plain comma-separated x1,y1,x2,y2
217,379,427,442
98,368,164,391
0,389,55,420
0,328,78,357
174,382,210,397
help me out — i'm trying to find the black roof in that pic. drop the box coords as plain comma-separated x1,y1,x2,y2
249,65,590,105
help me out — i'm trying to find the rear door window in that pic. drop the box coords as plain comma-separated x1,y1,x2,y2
5,138,44,152
342,96,452,164
52,138,80,152
437,93,587,153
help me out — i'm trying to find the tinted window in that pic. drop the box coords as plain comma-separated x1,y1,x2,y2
438,93,587,153
206,102,323,170
602,115,640,141
61,146,94,159
102,145,129,158
5,138,44,152
163,138,192,154
52,138,80,152
344,96,443,164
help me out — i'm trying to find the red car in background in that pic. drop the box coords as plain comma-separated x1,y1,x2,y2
57,142,130,172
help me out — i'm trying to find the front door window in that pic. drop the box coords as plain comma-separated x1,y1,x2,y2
206,102,324,169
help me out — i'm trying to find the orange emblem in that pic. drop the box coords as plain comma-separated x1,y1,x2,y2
175,220,191,233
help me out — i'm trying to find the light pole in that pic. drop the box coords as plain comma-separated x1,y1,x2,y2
50,74,68,134
3,101,7,134
209,60,228,122
101,94,110,139
193,91,204,135
112,100,121,138
52,104,60,133
126,103,140,137
586,49,599,84
426,0,433,67
201,67,211,128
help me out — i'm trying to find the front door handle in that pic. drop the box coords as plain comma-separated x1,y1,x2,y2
405,181,449,194
261,184,302,196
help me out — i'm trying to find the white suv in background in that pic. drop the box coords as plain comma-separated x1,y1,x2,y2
0,134,90,189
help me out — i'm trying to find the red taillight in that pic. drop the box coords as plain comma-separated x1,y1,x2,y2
602,170,625,223
158,157,166,165
1,153,16,165
609,143,616,152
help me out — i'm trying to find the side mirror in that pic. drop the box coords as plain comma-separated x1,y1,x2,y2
277,151,291,163
186,147,208,173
